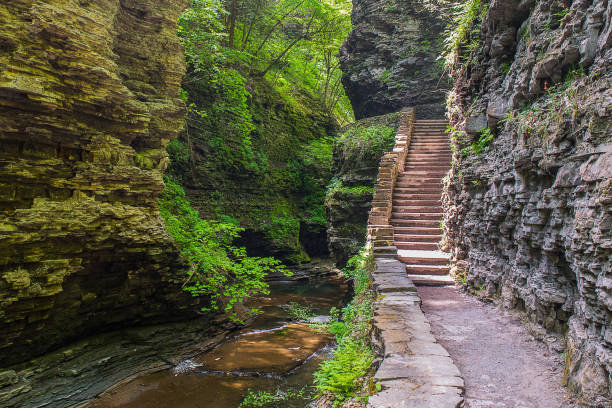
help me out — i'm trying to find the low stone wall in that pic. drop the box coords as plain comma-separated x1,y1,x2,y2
366,110,464,407
368,108,413,256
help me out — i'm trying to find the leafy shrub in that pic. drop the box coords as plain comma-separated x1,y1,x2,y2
287,301,316,322
159,178,290,321
313,338,374,407
443,0,489,70
337,125,396,163
238,387,312,408
313,249,376,406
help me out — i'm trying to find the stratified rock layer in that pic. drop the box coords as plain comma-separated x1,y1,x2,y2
339,0,451,119
0,0,192,367
326,113,401,266
443,0,611,403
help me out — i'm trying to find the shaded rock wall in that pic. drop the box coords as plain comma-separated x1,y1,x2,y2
0,0,194,367
172,77,337,264
443,0,611,402
327,112,401,266
339,0,451,119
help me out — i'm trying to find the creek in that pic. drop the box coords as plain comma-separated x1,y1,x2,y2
85,275,350,408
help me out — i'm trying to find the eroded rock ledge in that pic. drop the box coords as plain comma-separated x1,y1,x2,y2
444,0,611,402
0,0,195,368
339,0,451,119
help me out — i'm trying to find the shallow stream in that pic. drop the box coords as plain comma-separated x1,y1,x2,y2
86,277,350,408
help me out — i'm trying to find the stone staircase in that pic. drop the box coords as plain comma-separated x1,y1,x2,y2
392,119,453,286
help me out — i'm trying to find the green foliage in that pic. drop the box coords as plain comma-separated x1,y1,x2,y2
313,249,376,406
179,0,354,123
287,301,316,322
342,250,373,296
443,0,489,71
327,180,375,198
471,127,494,154
238,387,312,408
313,338,374,406
158,178,290,321
500,62,511,75
292,137,334,231
337,124,396,164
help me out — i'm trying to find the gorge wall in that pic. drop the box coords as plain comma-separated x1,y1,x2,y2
443,0,611,402
0,0,195,368
169,76,337,264
326,113,400,266
339,0,451,119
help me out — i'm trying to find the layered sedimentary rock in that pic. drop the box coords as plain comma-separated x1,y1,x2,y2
443,0,611,402
339,0,451,119
0,0,193,370
172,77,337,264
326,113,401,266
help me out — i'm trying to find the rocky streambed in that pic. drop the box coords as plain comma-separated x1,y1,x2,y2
82,276,350,408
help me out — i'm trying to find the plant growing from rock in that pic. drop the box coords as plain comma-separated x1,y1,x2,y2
159,178,290,322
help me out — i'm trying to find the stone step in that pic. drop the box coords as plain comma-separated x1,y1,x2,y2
392,211,442,219
399,255,448,265
407,274,455,286
409,150,452,154
391,219,440,227
395,241,440,250
393,225,442,235
393,193,442,199
405,264,449,275
395,184,443,189
392,206,443,213
400,170,448,175
374,245,398,254
393,199,440,206
397,178,444,184
404,161,450,166
410,143,450,147
394,187,442,192
406,155,452,160
400,164,450,171
394,234,442,243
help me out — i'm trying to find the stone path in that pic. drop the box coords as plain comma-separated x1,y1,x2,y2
392,119,453,286
366,115,581,407
369,258,464,408
419,286,582,408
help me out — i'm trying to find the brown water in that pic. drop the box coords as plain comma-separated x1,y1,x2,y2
86,277,349,408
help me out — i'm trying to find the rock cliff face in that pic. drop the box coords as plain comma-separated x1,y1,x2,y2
0,0,193,367
339,0,451,119
171,77,337,264
443,0,611,402
326,113,400,266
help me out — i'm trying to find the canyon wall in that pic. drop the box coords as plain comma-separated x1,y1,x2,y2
170,77,337,264
326,113,401,266
0,0,194,368
443,0,611,402
339,0,451,119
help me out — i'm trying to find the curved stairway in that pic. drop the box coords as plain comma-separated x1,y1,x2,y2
392,119,453,286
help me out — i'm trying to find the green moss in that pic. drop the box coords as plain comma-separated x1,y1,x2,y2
167,73,336,263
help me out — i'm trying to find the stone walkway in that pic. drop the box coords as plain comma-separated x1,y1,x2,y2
368,258,463,408
419,286,582,408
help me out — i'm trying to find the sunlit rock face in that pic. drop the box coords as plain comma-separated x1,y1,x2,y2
339,0,451,119
443,0,612,403
0,0,195,368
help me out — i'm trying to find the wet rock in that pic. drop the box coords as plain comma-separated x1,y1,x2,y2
465,114,489,135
